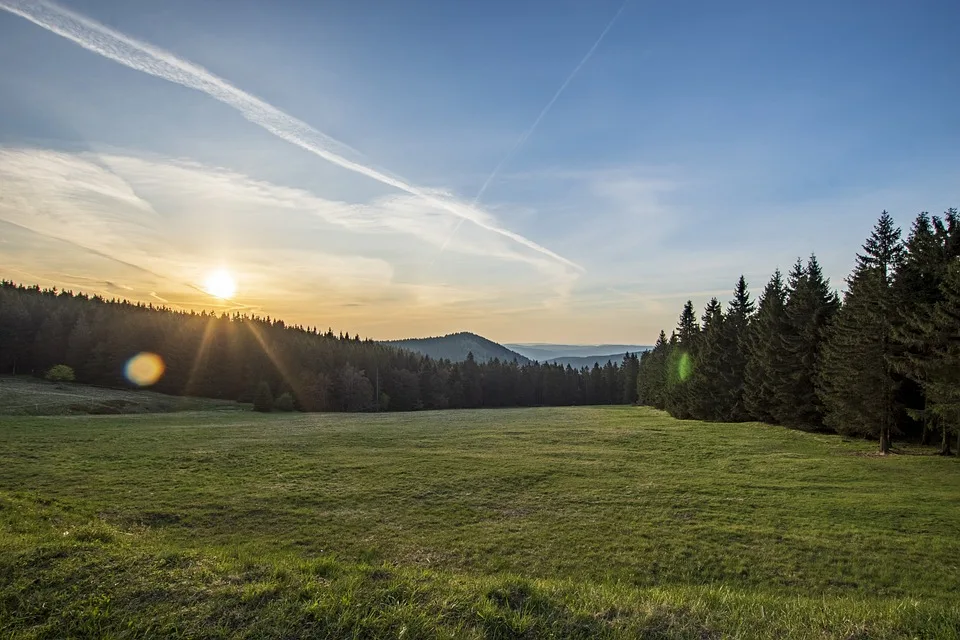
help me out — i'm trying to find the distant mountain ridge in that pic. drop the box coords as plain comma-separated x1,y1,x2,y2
546,353,645,369
506,343,651,363
384,332,531,364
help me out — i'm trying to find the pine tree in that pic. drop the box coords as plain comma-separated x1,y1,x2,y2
744,270,788,422
719,276,755,420
893,211,960,453
461,352,483,408
819,212,903,451
689,298,727,420
664,302,700,418
894,260,960,454
637,331,669,408
621,352,640,404
890,213,943,444
775,256,840,428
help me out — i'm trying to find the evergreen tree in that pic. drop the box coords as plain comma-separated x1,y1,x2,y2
663,302,699,418
621,352,640,404
688,298,727,420
637,331,669,408
819,212,903,451
892,211,960,453
894,260,960,454
461,352,483,408
775,256,840,428
719,276,755,421
744,269,788,422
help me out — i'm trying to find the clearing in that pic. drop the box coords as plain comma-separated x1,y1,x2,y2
1,406,958,638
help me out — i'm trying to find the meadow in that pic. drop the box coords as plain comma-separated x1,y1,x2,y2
2,401,959,638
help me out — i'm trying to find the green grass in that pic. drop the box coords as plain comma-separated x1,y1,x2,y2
1,406,958,638
0,376,246,415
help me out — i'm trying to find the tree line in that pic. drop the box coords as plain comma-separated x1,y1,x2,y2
636,209,960,454
0,281,641,412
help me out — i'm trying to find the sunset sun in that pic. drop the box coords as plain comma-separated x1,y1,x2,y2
204,269,237,299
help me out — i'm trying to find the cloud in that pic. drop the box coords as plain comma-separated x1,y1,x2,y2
0,146,579,320
0,0,580,271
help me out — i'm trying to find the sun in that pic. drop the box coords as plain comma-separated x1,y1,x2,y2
204,268,237,299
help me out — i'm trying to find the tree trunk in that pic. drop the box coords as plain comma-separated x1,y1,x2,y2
879,426,890,455
940,424,952,456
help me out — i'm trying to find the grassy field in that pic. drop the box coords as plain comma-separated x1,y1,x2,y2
1,406,959,638
0,376,246,415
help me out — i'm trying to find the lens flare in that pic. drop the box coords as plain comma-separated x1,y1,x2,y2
125,352,165,387
677,352,693,382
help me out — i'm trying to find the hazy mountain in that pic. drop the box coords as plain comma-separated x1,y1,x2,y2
547,353,646,369
506,343,650,362
385,332,531,364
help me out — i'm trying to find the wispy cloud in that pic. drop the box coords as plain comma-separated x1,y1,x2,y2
0,0,580,271
474,0,631,203
0,147,579,324
437,0,631,255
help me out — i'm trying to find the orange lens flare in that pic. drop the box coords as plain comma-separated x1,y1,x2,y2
125,352,165,387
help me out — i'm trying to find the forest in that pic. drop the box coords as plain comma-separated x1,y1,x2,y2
637,209,960,454
0,282,640,412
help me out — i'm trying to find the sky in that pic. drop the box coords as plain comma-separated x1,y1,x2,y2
1,0,958,344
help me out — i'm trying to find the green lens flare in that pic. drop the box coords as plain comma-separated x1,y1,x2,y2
678,352,693,382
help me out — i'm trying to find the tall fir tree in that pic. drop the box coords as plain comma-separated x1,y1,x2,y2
744,269,788,423
819,212,904,452
637,331,669,409
894,260,960,454
689,298,727,420
663,302,699,418
890,213,943,444
719,276,755,421
775,256,840,428
892,211,960,453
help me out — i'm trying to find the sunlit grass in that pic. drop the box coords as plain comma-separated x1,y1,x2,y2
2,406,958,638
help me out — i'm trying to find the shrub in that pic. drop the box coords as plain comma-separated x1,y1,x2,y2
253,381,273,412
45,364,75,382
274,392,295,412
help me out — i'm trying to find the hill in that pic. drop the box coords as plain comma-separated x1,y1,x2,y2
507,343,650,362
384,331,531,364
2,406,957,638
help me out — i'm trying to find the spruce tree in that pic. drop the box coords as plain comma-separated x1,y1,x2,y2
819,212,903,451
894,260,960,454
689,298,727,420
664,301,699,418
776,256,840,428
719,276,755,421
744,270,788,422
891,213,943,444
893,211,960,453
637,331,669,408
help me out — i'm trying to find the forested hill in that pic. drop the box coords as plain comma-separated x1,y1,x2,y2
383,332,531,364
0,282,640,412
636,208,960,455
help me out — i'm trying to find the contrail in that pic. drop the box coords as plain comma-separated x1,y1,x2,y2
0,0,580,271
436,0,630,256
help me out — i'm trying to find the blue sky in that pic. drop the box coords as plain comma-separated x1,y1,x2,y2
1,0,958,343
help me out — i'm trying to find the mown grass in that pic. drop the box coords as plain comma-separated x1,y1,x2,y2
1,406,958,638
